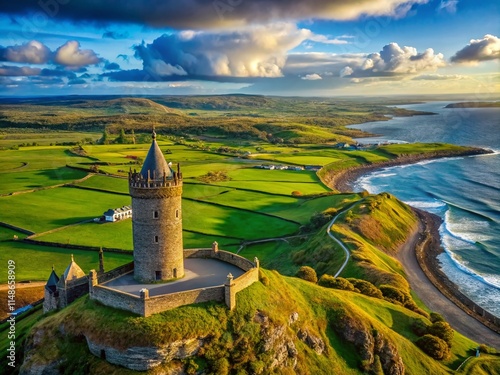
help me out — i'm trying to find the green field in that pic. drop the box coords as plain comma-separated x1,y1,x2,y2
76,174,129,193
0,241,132,283
0,131,100,148
0,187,129,233
0,146,92,172
0,226,27,241
0,167,88,195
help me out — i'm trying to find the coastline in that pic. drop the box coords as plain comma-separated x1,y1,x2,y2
324,149,500,348
326,147,492,193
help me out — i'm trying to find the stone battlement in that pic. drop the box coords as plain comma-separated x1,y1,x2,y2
89,249,259,317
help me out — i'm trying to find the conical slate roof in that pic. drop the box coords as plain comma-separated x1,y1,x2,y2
140,131,173,180
63,255,85,281
45,267,60,293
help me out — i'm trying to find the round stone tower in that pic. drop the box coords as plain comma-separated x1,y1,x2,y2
129,131,184,283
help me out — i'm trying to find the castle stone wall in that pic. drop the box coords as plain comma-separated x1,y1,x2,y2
97,262,134,284
233,267,259,294
131,183,184,283
184,249,256,271
145,287,225,316
43,291,58,313
92,285,144,316
89,249,259,316
64,278,89,305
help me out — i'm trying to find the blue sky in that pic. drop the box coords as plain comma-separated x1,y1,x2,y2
0,0,498,96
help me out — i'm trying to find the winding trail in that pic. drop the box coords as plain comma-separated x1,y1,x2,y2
327,205,354,278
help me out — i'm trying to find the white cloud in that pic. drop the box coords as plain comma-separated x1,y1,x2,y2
340,66,354,77
0,41,51,64
342,42,445,78
283,52,365,77
301,73,322,80
451,34,500,64
54,41,102,67
136,23,312,78
308,34,349,45
438,0,458,13
413,74,467,80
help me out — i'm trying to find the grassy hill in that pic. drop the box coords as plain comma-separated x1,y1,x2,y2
13,269,497,375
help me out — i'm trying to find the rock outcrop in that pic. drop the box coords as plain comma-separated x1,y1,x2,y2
332,309,405,375
254,311,298,369
86,336,207,371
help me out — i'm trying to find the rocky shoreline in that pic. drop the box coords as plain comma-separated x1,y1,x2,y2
324,147,500,342
412,209,500,336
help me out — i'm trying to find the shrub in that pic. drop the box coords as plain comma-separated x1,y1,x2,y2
347,278,383,299
416,334,450,360
318,275,355,291
379,285,408,305
309,212,332,229
211,358,230,375
297,266,318,283
430,312,445,323
411,319,429,337
428,321,454,347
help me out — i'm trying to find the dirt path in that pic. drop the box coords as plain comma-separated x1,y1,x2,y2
397,216,500,349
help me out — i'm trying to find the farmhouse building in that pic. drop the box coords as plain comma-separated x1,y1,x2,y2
103,205,132,222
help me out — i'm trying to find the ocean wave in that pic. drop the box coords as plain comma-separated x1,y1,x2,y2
372,172,397,178
444,200,494,222
404,199,447,209
443,210,492,244
438,228,500,291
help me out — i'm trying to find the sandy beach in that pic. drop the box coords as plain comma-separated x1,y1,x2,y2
327,154,500,349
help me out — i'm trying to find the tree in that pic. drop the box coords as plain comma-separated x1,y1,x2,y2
100,129,110,145
116,128,127,144
131,129,136,144
297,266,317,283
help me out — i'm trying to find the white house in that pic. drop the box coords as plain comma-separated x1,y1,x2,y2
104,206,132,222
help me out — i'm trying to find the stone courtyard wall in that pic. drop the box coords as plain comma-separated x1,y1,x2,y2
145,287,225,316
89,249,259,317
92,285,144,316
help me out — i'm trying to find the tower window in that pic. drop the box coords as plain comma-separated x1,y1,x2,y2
153,210,159,218
154,235,159,243
175,209,179,218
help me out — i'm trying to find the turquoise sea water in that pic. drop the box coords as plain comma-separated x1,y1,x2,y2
348,102,500,317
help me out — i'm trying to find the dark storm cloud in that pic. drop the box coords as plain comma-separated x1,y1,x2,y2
450,35,500,64
0,0,428,29
104,61,121,70
40,68,77,78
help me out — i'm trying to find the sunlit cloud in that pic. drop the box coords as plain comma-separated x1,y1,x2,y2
451,34,500,64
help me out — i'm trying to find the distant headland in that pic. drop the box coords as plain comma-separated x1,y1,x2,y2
445,102,500,108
